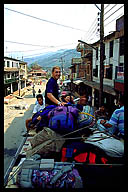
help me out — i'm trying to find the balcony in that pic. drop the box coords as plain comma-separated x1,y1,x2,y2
4,77,18,84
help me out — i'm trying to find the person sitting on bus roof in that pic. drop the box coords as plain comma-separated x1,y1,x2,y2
25,94,44,134
98,94,124,139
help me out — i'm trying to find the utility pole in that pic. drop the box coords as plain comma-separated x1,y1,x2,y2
59,57,65,81
18,66,21,96
99,4,104,107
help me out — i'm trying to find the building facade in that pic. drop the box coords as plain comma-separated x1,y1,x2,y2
4,57,28,97
28,68,47,84
70,15,124,111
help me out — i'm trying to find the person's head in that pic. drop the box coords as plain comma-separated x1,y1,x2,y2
64,95,74,103
52,66,61,80
36,94,43,105
78,95,88,106
99,105,105,112
61,91,73,103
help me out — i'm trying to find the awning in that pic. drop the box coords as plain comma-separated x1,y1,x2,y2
83,80,116,96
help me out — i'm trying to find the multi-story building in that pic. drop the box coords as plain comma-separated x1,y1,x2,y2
70,15,124,110
19,60,28,89
70,58,82,79
4,57,28,97
28,68,47,84
91,15,124,107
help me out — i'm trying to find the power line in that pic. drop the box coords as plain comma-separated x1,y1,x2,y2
16,47,79,59
104,4,118,15
5,43,77,53
4,7,87,33
94,4,101,11
4,40,54,47
104,4,110,10
86,16,98,37
85,19,98,40
86,24,98,42
104,13,123,27
104,5,124,21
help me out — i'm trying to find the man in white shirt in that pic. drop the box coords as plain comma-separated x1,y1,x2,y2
33,94,44,114
25,94,44,133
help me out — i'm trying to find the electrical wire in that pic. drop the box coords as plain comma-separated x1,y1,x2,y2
104,4,118,15
85,16,98,38
6,43,77,53
104,5,124,21
86,25,98,42
86,22,98,41
4,40,54,48
94,4,101,11
18,48,79,59
104,13,123,27
104,4,110,10
4,7,87,32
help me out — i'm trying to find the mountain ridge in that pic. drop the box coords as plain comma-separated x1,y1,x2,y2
24,49,81,69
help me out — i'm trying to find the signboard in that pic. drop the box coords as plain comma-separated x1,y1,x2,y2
117,72,124,80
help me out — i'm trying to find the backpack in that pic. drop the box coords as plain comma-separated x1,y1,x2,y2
31,105,57,132
48,105,79,135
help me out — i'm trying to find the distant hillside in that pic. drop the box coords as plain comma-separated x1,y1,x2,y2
24,49,81,70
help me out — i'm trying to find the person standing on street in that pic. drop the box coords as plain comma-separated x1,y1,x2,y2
33,87,36,98
38,89,41,94
45,66,66,106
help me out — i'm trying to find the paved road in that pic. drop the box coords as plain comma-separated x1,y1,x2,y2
4,84,46,176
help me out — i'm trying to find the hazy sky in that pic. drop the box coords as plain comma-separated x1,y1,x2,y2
4,4,124,59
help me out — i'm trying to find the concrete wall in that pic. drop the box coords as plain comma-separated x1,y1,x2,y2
92,37,124,88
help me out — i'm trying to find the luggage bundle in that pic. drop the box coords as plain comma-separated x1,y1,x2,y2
26,127,65,158
48,105,79,134
16,159,83,188
30,104,95,135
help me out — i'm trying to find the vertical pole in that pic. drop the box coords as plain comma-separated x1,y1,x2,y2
99,4,104,107
19,67,20,96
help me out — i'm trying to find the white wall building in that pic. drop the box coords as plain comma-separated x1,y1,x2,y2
4,57,28,96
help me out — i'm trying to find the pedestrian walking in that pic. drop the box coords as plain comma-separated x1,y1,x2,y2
38,89,41,94
33,89,36,98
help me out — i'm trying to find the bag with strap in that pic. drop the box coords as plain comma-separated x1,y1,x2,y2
31,105,57,132
48,105,79,135
16,159,83,188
